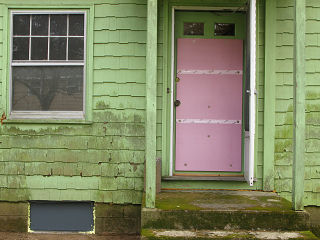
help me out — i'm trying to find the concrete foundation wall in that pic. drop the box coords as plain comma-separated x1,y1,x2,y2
0,202,28,232
95,203,141,235
0,202,141,234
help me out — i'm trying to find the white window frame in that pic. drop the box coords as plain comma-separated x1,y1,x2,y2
9,10,87,119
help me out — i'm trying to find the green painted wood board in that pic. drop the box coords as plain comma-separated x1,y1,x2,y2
145,0,158,208
293,0,306,210
263,0,276,191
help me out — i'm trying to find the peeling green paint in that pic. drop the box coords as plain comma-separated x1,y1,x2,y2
0,0,146,205
306,91,320,100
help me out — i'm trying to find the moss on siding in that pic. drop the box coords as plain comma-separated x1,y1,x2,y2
0,0,147,204
274,0,294,203
274,0,320,206
304,0,320,206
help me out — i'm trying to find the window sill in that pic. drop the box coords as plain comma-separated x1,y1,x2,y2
6,112,92,125
5,118,93,125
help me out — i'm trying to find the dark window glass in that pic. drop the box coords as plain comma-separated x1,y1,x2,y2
50,15,67,36
214,23,235,36
31,37,48,60
184,22,204,36
12,66,83,111
13,37,29,60
13,15,30,36
50,37,67,60
31,15,49,35
69,14,84,36
68,37,84,60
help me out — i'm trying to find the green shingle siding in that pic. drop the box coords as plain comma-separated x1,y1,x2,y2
305,0,320,206
0,0,147,204
274,0,294,202
0,0,318,207
273,0,320,206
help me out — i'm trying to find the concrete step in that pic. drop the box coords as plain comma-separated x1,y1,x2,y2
141,229,319,240
142,191,310,231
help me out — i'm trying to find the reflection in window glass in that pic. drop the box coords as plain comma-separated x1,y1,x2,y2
11,12,86,116
13,15,30,35
12,13,85,61
12,66,83,111
31,37,48,60
184,22,204,36
50,15,67,36
50,37,67,60
69,14,84,36
214,23,235,36
68,37,84,60
13,37,29,60
32,15,49,35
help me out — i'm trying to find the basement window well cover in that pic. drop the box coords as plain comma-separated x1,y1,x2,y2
30,202,94,232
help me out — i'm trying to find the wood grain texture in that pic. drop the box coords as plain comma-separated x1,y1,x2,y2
293,0,306,210
263,0,276,191
145,0,158,208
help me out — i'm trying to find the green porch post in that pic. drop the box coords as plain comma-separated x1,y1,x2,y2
263,0,276,191
145,0,158,208
293,0,306,211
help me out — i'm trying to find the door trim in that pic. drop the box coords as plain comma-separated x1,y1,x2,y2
168,5,256,186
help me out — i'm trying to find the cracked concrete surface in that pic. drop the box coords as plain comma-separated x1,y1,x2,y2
0,233,140,240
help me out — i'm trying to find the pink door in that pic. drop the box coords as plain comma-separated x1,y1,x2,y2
175,38,243,172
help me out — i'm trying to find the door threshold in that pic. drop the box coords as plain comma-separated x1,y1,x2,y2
162,175,246,181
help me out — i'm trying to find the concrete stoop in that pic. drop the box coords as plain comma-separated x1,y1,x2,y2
142,208,309,231
142,191,310,231
141,191,316,239
141,229,319,240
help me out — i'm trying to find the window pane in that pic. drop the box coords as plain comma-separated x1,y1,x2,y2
69,14,84,36
13,37,29,60
13,15,30,36
50,37,66,60
12,66,83,111
50,15,67,36
68,37,84,60
31,37,48,60
184,22,204,36
32,15,49,36
214,23,235,36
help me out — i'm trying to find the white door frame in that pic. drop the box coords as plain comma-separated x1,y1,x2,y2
169,2,256,186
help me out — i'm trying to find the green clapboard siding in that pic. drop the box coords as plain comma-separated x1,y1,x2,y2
274,0,319,206
0,0,147,204
0,0,318,207
274,0,295,203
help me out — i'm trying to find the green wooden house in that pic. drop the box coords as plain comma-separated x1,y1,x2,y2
0,0,318,234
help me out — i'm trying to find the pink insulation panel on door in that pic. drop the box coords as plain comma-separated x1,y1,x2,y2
175,38,243,172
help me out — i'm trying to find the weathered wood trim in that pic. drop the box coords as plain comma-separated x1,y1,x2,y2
161,0,169,176
293,0,305,211
1,5,9,114
263,0,276,191
145,0,158,208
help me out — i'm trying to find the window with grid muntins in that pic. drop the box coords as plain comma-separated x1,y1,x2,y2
11,12,86,118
